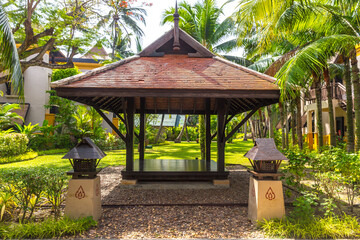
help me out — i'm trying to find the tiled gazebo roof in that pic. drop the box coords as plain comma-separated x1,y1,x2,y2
51,25,280,115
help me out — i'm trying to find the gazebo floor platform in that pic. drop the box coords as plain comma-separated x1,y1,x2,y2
121,159,229,181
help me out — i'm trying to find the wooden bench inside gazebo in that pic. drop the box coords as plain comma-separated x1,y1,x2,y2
51,8,280,182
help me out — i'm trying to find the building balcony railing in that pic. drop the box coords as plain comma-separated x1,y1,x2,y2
304,82,347,102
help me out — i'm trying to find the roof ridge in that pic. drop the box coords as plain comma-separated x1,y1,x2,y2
50,55,140,87
214,56,277,84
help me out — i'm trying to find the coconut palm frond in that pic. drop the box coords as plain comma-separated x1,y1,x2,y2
222,55,253,67
214,39,238,53
276,34,359,98
0,4,23,97
248,56,280,73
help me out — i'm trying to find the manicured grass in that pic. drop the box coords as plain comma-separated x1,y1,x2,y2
0,139,254,171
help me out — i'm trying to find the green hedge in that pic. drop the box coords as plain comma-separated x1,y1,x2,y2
0,133,28,157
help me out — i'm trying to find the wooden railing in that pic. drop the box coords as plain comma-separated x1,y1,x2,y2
305,83,347,102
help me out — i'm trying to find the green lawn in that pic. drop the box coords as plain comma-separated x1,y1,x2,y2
0,139,254,171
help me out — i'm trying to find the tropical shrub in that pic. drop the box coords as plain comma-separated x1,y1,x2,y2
14,122,39,147
0,168,69,222
0,103,23,130
93,133,125,150
165,126,198,141
0,133,28,157
260,214,360,239
43,172,68,219
0,216,96,239
51,68,81,82
284,147,360,214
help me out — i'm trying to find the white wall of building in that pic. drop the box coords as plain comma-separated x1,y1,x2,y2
0,54,52,126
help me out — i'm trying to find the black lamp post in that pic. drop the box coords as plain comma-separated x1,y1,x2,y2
63,137,106,179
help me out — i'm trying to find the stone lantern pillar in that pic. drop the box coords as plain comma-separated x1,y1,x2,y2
244,138,288,222
62,137,106,221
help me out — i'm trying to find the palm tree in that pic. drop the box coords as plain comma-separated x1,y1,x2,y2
161,0,237,53
0,4,23,96
234,0,360,151
101,0,147,59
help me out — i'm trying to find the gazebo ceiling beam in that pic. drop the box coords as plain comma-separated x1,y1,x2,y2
242,98,257,108
154,97,157,113
230,99,247,113
193,98,197,113
167,98,171,113
56,88,280,99
99,97,116,109
60,96,277,116
112,98,124,113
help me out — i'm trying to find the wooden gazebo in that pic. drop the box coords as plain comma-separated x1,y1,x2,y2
51,9,280,181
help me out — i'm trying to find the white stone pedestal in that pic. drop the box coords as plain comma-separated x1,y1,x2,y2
248,176,285,222
65,176,102,221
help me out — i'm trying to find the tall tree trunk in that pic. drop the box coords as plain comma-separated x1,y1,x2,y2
249,118,256,141
243,113,248,141
154,114,165,144
350,49,360,151
199,115,205,159
290,101,296,146
323,67,336,147
314,74,324,151
285,103,289,149
268,106,274,138
296,95,303,150
344,56,355,152
185,124,190,142
175,115,188,143
279,102,286,150
258,109,265,137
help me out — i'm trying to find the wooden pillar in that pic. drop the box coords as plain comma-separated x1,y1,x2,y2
217,99,226,172
205,98,211,171
139,98,145,171
125,98,135,172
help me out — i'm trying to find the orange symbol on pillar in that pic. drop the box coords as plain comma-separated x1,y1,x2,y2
75,186,85,199
265,187,275,200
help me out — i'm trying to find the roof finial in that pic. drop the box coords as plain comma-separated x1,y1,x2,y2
173,0,180,51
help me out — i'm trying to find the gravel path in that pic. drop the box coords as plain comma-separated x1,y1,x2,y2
77,165,298,238
81,206,266,239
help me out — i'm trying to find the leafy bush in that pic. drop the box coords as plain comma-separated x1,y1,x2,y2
93,133,125,150
43,172,68,219
0,151,38,164
165,126,198,141
260,214,360,239
0,103,23,130
0,216,96,239
0,133,28,157
0,168,69,222
30,133,75,151
284,147,360,214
